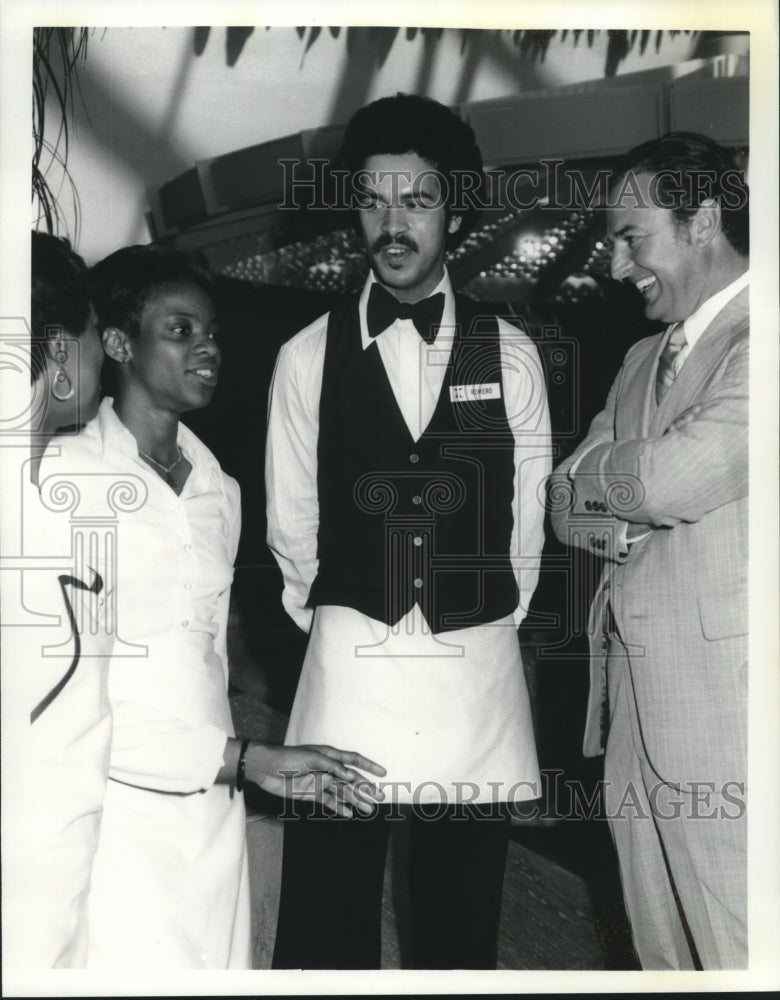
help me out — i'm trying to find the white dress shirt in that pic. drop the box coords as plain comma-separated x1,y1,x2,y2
266,271,552,804
680,268,749,355
39,398,251,968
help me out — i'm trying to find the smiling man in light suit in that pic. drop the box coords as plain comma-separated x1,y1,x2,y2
550,132,749,970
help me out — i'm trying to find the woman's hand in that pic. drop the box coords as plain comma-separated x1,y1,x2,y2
244,743,386,817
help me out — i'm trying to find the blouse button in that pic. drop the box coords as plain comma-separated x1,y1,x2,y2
181,620,189,628
184,543,192,551
184,583,192,591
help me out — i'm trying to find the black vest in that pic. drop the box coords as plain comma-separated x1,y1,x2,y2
308,292,518,633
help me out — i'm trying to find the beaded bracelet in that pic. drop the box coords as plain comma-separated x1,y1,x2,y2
236,739,250,792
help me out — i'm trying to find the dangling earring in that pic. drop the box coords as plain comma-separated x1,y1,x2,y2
52,346,74,402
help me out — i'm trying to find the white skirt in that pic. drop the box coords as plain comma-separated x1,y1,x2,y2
86,778,250,968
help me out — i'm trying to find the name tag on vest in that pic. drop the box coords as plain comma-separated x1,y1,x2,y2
449,383,501,403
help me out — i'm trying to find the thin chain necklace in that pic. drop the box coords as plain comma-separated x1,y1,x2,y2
138,445,183,487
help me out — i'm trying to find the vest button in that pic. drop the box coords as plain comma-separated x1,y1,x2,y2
413,536,423,547
409,453,419,464
412,495,422,505
413,578,423,589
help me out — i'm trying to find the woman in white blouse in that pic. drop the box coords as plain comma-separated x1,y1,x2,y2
41,244,384,969
4,233,109,972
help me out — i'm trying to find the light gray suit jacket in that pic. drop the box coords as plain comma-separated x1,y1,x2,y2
550,287,748,789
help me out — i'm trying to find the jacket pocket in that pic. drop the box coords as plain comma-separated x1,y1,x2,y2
698,591,748,640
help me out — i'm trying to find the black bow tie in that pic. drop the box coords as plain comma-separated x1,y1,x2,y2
367,284,445,344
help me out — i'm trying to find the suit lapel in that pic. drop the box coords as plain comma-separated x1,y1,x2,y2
651,287,749,431
639,336,665,432
616,334,664,439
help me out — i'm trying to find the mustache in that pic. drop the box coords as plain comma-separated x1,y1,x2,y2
369,233,418,254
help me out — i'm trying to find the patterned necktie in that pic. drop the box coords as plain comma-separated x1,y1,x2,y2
655,322,688,404
366,283,445,344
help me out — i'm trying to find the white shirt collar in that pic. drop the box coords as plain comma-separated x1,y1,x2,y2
95,397,224,496
358,268,455,351
682,268,749,350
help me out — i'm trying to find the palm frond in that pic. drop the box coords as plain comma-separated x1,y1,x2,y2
32,26,90,238
34,133,84,247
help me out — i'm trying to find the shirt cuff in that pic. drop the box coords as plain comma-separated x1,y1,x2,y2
109,712,230,794
567,441,599,477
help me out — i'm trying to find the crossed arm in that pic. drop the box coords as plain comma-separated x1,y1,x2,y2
550,336,748,558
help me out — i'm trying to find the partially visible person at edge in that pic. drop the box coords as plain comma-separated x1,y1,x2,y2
36,243,385,969
266,93,552,970
550,132,749,969
3,232,107,969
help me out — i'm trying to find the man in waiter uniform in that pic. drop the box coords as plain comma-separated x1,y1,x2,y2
266,93,551,969
550,132,749,968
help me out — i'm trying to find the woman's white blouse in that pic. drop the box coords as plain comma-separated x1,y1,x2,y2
42,398,241,790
